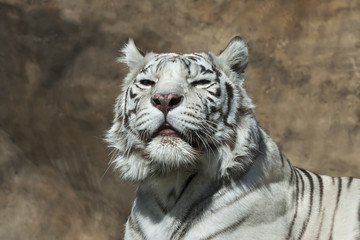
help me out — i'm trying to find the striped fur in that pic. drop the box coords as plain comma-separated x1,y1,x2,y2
106,37,360,240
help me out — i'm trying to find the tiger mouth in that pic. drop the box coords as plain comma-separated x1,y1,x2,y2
153,122,181,138
149,123,197,147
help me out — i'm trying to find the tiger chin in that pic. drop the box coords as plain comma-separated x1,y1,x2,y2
106,37,360,240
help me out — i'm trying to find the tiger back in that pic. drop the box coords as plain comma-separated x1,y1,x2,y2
106,37,360,240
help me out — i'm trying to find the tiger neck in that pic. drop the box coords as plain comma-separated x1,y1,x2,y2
138,126,289,213
139,169,208,212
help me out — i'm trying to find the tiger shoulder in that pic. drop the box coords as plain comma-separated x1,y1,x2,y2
106,36,360,240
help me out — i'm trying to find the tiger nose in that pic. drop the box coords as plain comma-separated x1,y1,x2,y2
151,93,184,115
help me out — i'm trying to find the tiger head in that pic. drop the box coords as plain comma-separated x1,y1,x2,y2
107,37,260,182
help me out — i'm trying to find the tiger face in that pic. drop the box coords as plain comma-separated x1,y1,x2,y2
107,37,258,181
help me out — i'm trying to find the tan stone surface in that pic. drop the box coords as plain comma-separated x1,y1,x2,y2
0,0,359,239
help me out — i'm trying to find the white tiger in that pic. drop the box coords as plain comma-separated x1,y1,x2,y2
106,37,360,240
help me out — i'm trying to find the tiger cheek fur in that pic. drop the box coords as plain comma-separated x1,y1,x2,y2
106,37,360,240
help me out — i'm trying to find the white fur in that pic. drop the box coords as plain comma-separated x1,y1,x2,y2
146,136,197,170
107,37,360,240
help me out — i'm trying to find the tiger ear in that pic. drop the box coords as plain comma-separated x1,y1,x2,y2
218,36,249,74
117,39,145,71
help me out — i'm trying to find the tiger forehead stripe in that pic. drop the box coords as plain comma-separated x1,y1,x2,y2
208,87,221,97
187,55,201,62
140,65,150,74
200,65,214,75
180,58,191,75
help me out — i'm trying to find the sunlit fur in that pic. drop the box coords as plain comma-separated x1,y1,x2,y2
107,37,360,240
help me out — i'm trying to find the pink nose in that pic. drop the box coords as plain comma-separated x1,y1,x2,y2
151,93,183,115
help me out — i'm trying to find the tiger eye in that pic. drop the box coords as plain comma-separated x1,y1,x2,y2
191,79,211,86
139,79,155,86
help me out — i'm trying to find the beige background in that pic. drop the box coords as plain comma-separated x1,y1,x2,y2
0,0,359,239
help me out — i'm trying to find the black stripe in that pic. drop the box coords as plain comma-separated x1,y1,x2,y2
137,129,151,143
236,105,252,121
208,87,221,97
175,173,197,205
329,178,342,239
183,112,203,121
134,83,145,90
178,119,202,128
314,173,324,210
289,167,295,184
225,132,237,151
203,82,216,89
156,59,165,72
136,112,149,121
127,108,136,117
178,186,257,239
136,119,150,128
124,114,129,127
134,98,140,111
128,214,146,240
153,194,167,214
200,65,214,75
153,55,161,61
167,189,176,202
194,53,204,58
140,65,150,74
297,169,314,240
124,87,130,113
206,97,215,104
211,64,222,78
210,106,217,114
172,184,220,239
279,149,285,167
187,56,201,62
187,105,200,111
298,170,305,200
127,127,138,140
224,83,234,126
181,58,191,75
347,177,354,189
202,213,253,240
286,169,300,240
315,211,325,240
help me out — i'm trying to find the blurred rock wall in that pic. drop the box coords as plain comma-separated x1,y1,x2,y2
0,0,359,239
